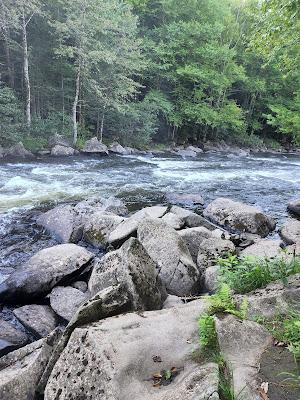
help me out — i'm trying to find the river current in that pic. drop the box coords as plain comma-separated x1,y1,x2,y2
0,152,299,278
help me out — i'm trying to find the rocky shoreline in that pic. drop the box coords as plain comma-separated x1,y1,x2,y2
1,134,300,161
0,193,299,399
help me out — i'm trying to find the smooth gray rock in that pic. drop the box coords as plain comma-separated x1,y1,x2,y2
71,280,88,292
280,218,300,244
215,315,272,400
170,206,219,230
137,218,199,296
288,198,300,216
50,145,74,156
44,299,220,400
50,286,88,322
204,197,276,237
0,328,62,400
82,137,108,154
197,237,235,271
109,142,130,155
0,244,94,303
163,294,183,309
179,226,212,263
204,265,220,293
4,142,34,158
0,320,29,357
241,239,283,259
89,238,166,310
13,305,58,338
83,212,124,247
161,212,185,230
108,206,167,246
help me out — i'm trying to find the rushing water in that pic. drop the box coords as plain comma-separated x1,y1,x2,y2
0,152,299,275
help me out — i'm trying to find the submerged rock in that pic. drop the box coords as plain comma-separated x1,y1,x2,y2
137,218,199,296
203,197,276,237
89,237,166,310
0,328,62,400
82,137,108,154
0,319,29,357
13,305,58,338
0,244,94,303
44,299,220,400
280,218,300,244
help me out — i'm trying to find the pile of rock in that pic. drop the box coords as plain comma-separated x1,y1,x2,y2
0,195,299,399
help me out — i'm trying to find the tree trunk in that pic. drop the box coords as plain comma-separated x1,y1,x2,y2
99,112,105,144
22,11,31,128
72,69,80,146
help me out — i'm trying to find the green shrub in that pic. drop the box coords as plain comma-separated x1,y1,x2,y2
198,314,217,352
218,255,300,294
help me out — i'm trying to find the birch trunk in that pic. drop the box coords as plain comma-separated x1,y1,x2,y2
72,69,80,146
22,11,31,128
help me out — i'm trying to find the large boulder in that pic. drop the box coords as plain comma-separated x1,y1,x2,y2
287,198,300,216
48,134,71,148
108,206,167,246
49,286,88,322
109,142,130,155
0,319,29,357
44,299,220,400
161,212,185,230
13,305,58,338
215,315,272,400
280,218,300,244
0,328,62,400
241,239,284,259
4,142,34,159
179,227,212,263
197,237,235,271
203,197,276,237
50,145,75,156
0,244,94,303
82,137,108,154
170,206,219,230
89,237,166,310
83,212,124,248
137,218,200,296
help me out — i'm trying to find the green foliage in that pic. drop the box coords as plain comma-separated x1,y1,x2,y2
218,254,300,294
198,314,217,352
0,85,22,146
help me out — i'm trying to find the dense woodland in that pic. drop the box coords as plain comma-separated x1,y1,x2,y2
0,0,299,150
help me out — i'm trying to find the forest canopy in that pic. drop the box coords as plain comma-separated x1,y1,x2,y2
0,0,299,149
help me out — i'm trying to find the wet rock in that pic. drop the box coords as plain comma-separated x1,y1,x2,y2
170,206,219,230
288,198,300,216
108,206,167,246
179,227,212,263
109,142,130,155
166,193,204,207
13,305,58,338
235,273,300,319
48,134,71,148
0,244,94,303
82,137,109,154
203,197,276,237
215,315,272,400
89,238,166,310
50,145,75,156
4,142,34,159
197,237,235,271
71,280,88,292
83,212,124,248
44,299,220,400
241,239,284,259
280,218,300,244
0,328,62,400
36,204,82,243
50,286,88,322
0,319,29,356
137,218,199,296
161,212,185,230
203,265,220,293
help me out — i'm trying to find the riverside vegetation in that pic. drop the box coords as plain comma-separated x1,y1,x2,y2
0,194,300,399
0,0,300,151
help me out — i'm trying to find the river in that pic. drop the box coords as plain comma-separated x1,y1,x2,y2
0,152,299,278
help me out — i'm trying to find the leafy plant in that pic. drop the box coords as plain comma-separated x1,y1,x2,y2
198,314,217,353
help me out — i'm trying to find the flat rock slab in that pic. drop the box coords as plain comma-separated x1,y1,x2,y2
0,319,29,357
13,305,58,338
215,315,273,400
50,286,89,322
45,300,221,400
0,329,61,400
0,244,94,303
